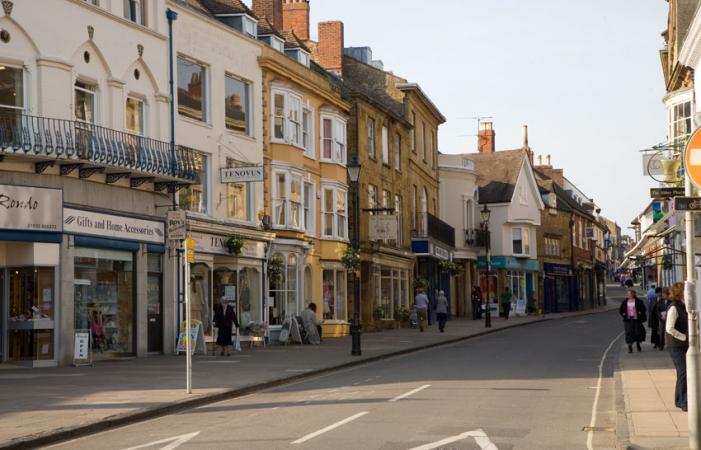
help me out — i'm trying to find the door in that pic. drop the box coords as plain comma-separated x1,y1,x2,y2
147,254,163,353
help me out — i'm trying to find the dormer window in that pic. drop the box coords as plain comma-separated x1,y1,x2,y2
216,14,258,38
259,36,285,53
285,49,310,68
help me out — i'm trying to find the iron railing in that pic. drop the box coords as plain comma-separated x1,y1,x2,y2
464,228,487,248
0,111,196,181
416,212,455,248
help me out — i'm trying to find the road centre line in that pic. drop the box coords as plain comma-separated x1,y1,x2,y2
388,384,431,402
291,411,368,444
408,429,497,450
586,331,623,450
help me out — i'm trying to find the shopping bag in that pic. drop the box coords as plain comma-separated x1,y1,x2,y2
234,330,242,352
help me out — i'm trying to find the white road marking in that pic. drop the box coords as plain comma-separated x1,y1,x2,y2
120,431,200,450
291,412,368,444
408,429,497,450
586,331,623,450
388,384,431,402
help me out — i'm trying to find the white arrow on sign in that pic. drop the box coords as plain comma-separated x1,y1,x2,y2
408,429,498,450
120,431,200,450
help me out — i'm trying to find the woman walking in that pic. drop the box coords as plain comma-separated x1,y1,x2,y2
619,289,647,353
666,282,688,412
658,288,672,351
648,287,663,349
213,299,239,356
436,290,449,332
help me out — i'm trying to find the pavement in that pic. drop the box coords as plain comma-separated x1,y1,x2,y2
43,309,624,450
0,304,615,450
612,285,691,450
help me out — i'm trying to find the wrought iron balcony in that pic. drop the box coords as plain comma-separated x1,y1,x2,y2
464,228,487,248
414,212,455,248
0,111,196,186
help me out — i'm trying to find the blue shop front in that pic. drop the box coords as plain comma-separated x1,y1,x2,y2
543,263,575,313
411,239,454,321
478,256,540,315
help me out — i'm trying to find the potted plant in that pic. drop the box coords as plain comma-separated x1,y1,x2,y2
226,235,244,256
341,246,361,272
438,260,464,276
268,255,283,282
373,305,385,321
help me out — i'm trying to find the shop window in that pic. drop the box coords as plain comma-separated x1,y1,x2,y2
75,80,96,123
7,267,55,362
180,151,208,214
373,266,409,319
268,253,299,325
507,271,527,302
239,267,261,326
74,248,134,356
322,268,346,321
177,57,207,122
126,97,145,135
190,263,212,339
224,74,251,136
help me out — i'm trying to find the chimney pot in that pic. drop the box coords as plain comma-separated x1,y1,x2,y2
478,121,495,154
282,0,310,41
537,154,542,165
546,154,551,166
523,124,529,148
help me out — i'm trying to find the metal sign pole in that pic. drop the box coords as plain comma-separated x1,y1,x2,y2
184,239,192,394
685,176,700,450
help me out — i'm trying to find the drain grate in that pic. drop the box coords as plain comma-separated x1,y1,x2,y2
582,426,615,432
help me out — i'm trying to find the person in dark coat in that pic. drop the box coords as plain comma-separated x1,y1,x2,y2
648,287,663,349
658,288,671,351
213,300,240,356
619,289,647,353
471,286,482,320
666,282,688,411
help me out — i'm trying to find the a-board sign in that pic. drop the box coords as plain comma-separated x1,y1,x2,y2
167,210,187,240
73,330,92,367
674,197,701,211
176,320,206,355
651,187,685,198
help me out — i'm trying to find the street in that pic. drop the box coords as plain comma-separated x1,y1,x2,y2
45,311,622,450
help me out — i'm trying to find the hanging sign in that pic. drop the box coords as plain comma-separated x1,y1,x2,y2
220,166,264,183
650,187,685,198
674,196,701,211
0,185,62,232
167,210,187,240
368,215,399,240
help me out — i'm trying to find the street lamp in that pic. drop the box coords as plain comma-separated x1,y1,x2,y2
348,157,362,356
480,204,492,328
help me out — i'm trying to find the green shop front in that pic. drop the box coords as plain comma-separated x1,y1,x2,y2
478,256,540,315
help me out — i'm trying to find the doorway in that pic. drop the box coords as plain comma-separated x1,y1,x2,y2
147,254,163,353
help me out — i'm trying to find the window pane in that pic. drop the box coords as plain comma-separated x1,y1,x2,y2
224,76,249,134
126,97,144,134
323,269,335,320
0,67,23,110
177,58,206,122
227,182,248,220
75,81,96,123
335,271,346,320
180,152,208,213
324,189,334,236
323,118,332,159
274,94,285,139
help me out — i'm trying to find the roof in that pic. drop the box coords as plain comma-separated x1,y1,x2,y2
197,0,254,16
469,149,527,204
280,30,311,51
396,83,446,123
257,17,283,38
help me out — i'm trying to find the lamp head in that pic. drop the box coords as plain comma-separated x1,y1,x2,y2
347,156,361,183
480,204,491,225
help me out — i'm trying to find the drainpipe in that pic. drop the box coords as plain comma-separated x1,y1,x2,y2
569,215,576,310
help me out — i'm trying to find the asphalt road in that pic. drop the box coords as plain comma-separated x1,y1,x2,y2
43,310,623,450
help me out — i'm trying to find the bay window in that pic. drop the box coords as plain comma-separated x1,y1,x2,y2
512,227,530,256
322,186,348,240
322,268,347,321
303,181,315,234
321,114,346,164
272,170,306,230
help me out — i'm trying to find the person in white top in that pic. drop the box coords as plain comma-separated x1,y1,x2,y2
665,282,688,412
414,289,429,332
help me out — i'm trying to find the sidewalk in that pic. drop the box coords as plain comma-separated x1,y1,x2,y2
617,341,689,450
0,307,611,449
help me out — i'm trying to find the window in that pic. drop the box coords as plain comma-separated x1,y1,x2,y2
288,95,301,145
269,253,299,324
0,66,24,113
225,160,252,221
224,75,251,136
177,57,206,122
303,181,315,234
382,189,391,210
430,131,436,167
83,0,99,4
124,0,146,25
394,133,401,171
322,268,346,321
321,115,346,163
374,266,409,319
367,118,376,158
75,81,96,123
271,36,285,52
274,93,285,140
512,227,530,256
394,194,403,246
507,271,527,301
412,185,417,229
381,126,389,164
284,49,310,67
272,170,306,230
421,121,426,161
672,101,692,145
465,199,474,230
368,184,377,210
427,130,433,166
303,108,313,157
545,237,561,257
180,152,208,214
322,186,348,240
242,15,257,37
126,97,144,135
410,111,416,152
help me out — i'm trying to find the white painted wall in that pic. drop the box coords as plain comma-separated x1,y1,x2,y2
438,154,479,259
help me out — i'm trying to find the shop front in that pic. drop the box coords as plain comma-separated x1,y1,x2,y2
478,256,540,315
0,184,63,367
411,240,454,322
543,263,574,313
361,250,413,327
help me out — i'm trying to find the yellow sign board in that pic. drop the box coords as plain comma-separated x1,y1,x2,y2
185,237,195,263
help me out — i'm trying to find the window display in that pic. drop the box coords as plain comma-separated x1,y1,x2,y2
190,264,212,339
239,267,260,327
7,267,55,361
373,266,409,320
269,254,298,325
322,268,346,321
74,248,134,356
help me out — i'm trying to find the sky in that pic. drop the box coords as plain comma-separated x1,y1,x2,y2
305,0,668,235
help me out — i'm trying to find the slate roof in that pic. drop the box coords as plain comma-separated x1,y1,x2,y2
197,0,254,16
469,149,528,204
257,17,283,38
280,30,311,51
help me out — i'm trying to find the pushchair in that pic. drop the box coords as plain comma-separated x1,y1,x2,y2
408,308,419,329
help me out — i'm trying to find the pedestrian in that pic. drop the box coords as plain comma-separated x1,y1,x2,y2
414,288,429,332
648,287,663,349
666,282,688,412
500,287,512,320
646,283,657,313
300,302,322,345
658,288,671,351
624,278,634,288
436,290,449,332
618,289,647,353
471,286,482,320
213,299,239,356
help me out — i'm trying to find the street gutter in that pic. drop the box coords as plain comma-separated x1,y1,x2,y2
1,307,614,450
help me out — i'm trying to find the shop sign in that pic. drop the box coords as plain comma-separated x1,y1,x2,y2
368,215,398,240
63,208,165,244
220,166,264,183
190,231,266,258
167,210,187,240
0,184,62,232
432,244,451,260
185,238,195,263
674,196,701,211
650,187,685,198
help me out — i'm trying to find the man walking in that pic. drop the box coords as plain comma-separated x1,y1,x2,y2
646,283,657,314
501,287,513,320
414,288,429,332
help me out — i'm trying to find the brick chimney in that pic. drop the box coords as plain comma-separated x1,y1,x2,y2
317,21,344,75
478,121,495,153
534,155,564,188
282,0,310,41
252,0,283,30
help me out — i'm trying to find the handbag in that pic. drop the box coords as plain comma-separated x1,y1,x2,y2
234,329,241,352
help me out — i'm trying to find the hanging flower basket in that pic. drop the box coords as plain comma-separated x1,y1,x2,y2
268,255,283,282
341,246,361,272
438,260,464,276
226,235,244,255
413,276,429,291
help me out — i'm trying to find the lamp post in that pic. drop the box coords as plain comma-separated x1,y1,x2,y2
480,204,492,328
348,157,362,356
